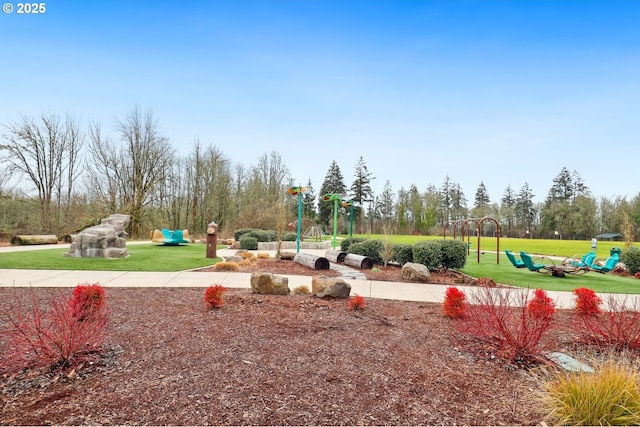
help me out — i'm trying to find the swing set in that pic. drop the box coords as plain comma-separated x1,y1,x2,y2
443,217,501,264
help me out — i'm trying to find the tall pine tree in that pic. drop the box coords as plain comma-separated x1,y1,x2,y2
350,156,374,233
318,161,347,228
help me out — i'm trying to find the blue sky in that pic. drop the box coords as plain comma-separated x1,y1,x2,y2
1,0,639,204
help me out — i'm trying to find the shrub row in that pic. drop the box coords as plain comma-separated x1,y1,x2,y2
346,238,467,270
233,228,278,242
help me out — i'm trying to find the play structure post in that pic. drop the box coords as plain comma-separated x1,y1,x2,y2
287,186,308,253
342,200,356,238
322,193,344,249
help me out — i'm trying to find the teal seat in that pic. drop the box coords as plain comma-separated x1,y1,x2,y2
566,251,596,268
160,228,189,246
505,250,525,268
588,253,619,273
520,251,550,273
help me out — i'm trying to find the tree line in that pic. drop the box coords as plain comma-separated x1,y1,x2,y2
1,108,638,241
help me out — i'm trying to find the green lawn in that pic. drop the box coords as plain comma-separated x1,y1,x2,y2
460,251,640,294
356,234,632,260
353,233,640,294
0,243,222,271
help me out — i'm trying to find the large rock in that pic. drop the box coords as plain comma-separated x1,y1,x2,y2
312,275,351,298
250,272,290,295
64,214,130,258
401,262,432,282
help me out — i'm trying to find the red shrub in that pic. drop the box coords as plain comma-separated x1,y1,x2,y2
573,295,640,352
527,288,556,322
574,287,602,316
1,289,108,373
347,295,366,310
454,286,556,366
635,272,640,279
204,285,227,309
442,287,466,318
70,283,106,320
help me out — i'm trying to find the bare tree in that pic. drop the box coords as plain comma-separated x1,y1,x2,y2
1,112,84,232
87,106,174,237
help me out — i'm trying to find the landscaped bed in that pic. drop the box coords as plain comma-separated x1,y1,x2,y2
1,286,576,426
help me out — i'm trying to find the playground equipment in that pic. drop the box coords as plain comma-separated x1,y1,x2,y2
585,252,620,273
520,251,588,276
287,186,309,253
322,193,348,249
443,217,500,264
505,250,525,268
341,197,360,238
150,228,190,245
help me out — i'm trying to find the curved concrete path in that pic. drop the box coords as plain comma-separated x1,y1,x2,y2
0,244,637,310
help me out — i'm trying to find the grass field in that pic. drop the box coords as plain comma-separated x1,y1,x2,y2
2,237,639,294
0,243,221,272
353,234,640,294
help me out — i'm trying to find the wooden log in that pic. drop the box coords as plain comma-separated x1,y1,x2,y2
11,235,59,245
324,249,347,263
344,253,374,270
294,252,330,270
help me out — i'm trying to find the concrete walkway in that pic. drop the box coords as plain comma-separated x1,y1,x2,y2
0,244,636,310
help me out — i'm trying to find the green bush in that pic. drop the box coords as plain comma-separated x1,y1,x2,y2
266,229,278,241
340,237,366,252
621,249,640,275
438,239,467,269
412,241,442,270
348,240,384,265
239,236,258,250
234,228,256,241
392,244,413,265
243,230,271,242
283,232,297,241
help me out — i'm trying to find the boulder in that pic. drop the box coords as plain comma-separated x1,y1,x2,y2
64,214,130,259
224,255,244,263
250,272,290,295
312,275,351,298
401,262,432,282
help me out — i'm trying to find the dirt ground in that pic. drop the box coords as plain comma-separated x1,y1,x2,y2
0,257,575,426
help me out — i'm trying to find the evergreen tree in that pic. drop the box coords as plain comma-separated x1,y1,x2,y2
302,177,317,219
318,161,346,228
439,176,453,225
515,183,536,235
542,167,592,238
501,185,516,236
378,180,395,232
350,156,374,233
472,181,491,218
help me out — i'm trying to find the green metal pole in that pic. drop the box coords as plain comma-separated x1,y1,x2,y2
296,192,303,253
349,204,354,238
332,198,338,249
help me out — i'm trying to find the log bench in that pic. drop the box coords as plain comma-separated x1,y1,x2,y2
344,253,374,270
324,249,347,264
11,235,58,245
294,252,330,270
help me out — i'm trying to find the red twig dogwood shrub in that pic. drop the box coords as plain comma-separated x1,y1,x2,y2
573,295,640,352
442,287,466,318
348,295,366,310
0,288,108,373
574,287,602,316
204,285,227,309
454,286,556,365
527,288,556,322
70,283,106,320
